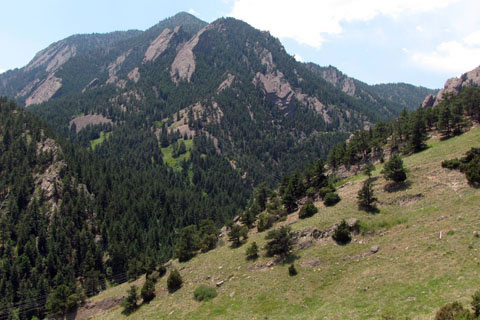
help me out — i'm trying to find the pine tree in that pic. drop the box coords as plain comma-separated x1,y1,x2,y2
167,269,183,293
141,278,155,303
264,226,294,259
382,154,407,183
121,285,138,314
357,177,378,212
245,241,259,260
408,111,428,152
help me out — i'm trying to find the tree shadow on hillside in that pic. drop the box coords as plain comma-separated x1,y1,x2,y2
278,253,300,265
383,180,412,193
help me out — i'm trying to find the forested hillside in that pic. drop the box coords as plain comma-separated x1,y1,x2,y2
0,98,249,319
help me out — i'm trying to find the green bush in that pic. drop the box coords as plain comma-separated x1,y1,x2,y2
288,264,297,276
323,192,341,206
472,290,480,317
319,184,336,199
167,269,183,293
434,301,471,320
157,265,167,277
299,200,318,219
332,220,351,245
193,285,218,302
466,158,480,184
257,212,276,232
245,241,259,260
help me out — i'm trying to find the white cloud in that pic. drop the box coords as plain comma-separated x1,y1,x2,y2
0,69,5,74
229,0,459,48
294,53,304,62
188,8,198,15
416,25,424,32
411,30,480,73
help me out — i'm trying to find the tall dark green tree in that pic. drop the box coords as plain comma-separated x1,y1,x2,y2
382,154,407,183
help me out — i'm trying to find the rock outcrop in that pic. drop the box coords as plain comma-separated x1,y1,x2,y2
69,114,113,133
422,65,480,107
25,43,77,73
144,27,179,63
319,65,356,96
171,25,212,83
25,73,62,106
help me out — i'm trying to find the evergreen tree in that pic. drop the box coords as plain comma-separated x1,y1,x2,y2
282,182,298,213
357,177,378,213
264,226,294,259
382,154,407,183
228,225,248,247
141,278,155,303
245,241,259,260
407,110,428,152
175,225,200,262
167,269,183,293
121,285,139,314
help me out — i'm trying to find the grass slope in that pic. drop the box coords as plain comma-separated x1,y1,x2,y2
89,127,480,320
160,139,194,169
90,131,112,149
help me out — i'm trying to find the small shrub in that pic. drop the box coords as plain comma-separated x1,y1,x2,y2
472,290,480,317
257,212,276,232
288,264,297,276
299,199,318,219
466,158,480,185
323,192,341,206
157,265,166,277
245,241,259,260
333,220,351,245
193,285,217,302
167,269,183,293
434,301,471,320
319,184,336,199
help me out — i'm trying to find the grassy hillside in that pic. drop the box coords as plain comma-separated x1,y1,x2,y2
86,127,480,320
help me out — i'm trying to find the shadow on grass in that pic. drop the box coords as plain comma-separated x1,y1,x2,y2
358,205,380,214
384,180,412,193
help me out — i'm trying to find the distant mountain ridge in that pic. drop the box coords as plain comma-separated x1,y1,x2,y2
306,63,437,113
1,12,436,186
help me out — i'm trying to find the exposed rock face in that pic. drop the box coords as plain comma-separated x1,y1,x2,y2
128,67,140,83
171,25,212,83
320,66,356,96
16,79,40,98
421,94,435,108
34,138,66,210
253,71,295,108
25,43,77,73
143,26,179,63
25,73,62,106
69,114,113,133
217,73,235,94
423,65,480,107
106,50,131,85
82,78,100,93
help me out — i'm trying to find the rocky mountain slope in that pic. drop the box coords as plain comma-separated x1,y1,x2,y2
422,65,480,107
307,63,437,113
1,13,435,187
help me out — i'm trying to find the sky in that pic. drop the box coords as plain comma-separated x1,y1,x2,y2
1,0,479,88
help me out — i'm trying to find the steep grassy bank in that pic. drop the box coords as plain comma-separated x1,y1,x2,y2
87,127,480,320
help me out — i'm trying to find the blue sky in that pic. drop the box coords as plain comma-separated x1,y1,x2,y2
1,0,479,88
